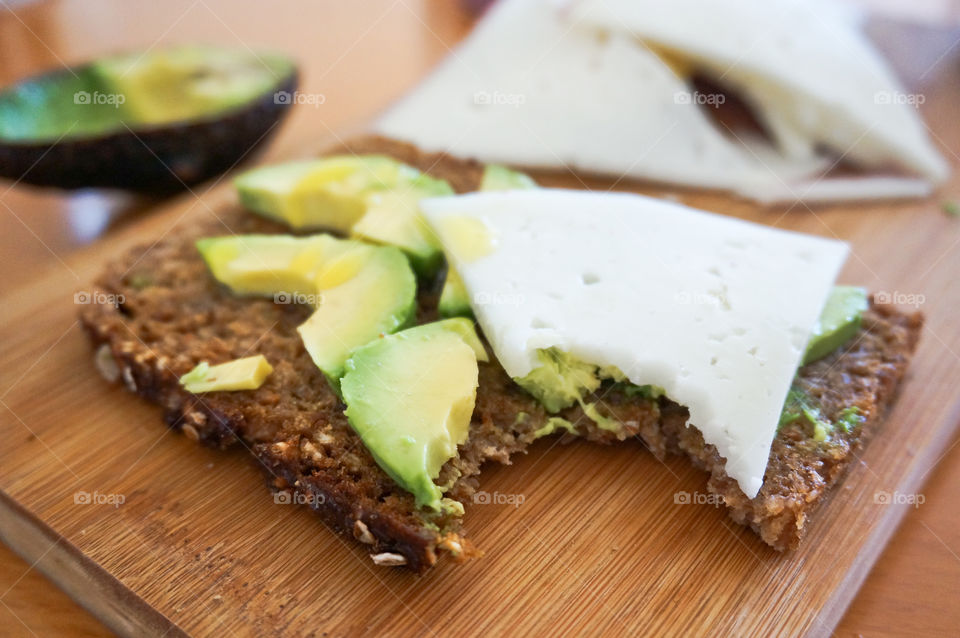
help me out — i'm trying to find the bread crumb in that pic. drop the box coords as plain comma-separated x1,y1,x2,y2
182,425,199,441
438,536,463,556
94,345,120,382
301,439,324,463
370,552,406,567
121,366,137,392
186,411,207,427
314,431,336,445
353,520,376,545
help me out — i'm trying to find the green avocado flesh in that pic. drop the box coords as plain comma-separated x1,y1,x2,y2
179,354,273,393
519,286,867,437
0,46,293,142
437,267,472,319
352,177,453,274
532,417,578,439
516,348,656,434
479,163,538,191
779,389,864,442
235,156,423,231
196,234,416,388
803,286,869,365
516,348,604,413
341,320,484,511
437,164,537,318
235,156,453,275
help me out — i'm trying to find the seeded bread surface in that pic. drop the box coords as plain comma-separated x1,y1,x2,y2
79,135,923,572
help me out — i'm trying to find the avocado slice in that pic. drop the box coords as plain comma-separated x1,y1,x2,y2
179,355,273,393
196,234,416,388
438,267,473,318
0,45,296,191
341,320,484,510
438,164,537,318
297,246,417,386
352,176,453,275
196,234,336,298
234,155,453,275
427,317,489,363
479,164,538,191
803,285,869,364
234,155,422,232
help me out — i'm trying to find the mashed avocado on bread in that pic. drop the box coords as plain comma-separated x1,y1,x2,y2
512,289,867,440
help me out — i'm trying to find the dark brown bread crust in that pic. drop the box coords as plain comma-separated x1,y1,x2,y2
79,135,923,571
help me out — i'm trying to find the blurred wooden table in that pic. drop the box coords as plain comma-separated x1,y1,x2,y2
1,1,958,636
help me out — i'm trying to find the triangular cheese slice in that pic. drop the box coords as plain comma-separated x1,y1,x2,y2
421,190,849,497
377,0,946,203
375,0,828,197
572,0,947,183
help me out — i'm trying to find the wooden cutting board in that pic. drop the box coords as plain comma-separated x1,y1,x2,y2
3,25,960,638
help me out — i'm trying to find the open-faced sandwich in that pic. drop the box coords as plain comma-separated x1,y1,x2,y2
79,136,922,572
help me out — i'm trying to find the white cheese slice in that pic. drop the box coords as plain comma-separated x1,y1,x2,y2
420,190,849,497
571,0,948,183
375,0,827,196
741,175,934,205
377,0,946,202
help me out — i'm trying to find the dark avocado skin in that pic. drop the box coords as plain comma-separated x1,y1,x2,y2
0,67,297,193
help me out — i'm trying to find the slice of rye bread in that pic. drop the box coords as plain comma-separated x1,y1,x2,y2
79,135,923,572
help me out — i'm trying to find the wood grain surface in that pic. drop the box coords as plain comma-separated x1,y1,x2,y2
1,1,960,637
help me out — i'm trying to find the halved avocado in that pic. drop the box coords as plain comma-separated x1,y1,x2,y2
0,45,297,191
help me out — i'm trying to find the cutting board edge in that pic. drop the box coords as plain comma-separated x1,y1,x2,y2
0,491,187,638
806,396,960,637
3,398,957,637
